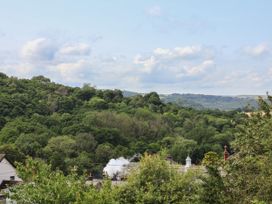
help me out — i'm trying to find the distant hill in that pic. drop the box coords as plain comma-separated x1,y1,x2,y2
160,93,259,111
123,91,259,111
122,90,142,97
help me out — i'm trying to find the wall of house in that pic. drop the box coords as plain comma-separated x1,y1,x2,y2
0,158,21,183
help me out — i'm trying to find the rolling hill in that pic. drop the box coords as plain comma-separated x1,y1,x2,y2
123,91,259,111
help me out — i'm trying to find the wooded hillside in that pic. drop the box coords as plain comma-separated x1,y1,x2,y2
0,72,240,176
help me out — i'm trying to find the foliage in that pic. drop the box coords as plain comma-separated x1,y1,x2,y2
200,152,226,204
116,152,202,204
9,154,203,204
3,72,272,203
77,180,118,204
10,158,86,204
0,73,238,175
224,95,272,203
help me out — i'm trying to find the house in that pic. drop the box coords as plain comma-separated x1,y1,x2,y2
0,154,22,189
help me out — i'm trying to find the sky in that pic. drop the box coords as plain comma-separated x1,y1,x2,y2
0,0,272,95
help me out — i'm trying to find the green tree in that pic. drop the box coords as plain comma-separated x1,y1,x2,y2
77,180,118,204
0,144,25,163
224,95,272,203
74,133,97,153
95,143,114,163
10,158,86,204
76,84,96,101
44,136,77,171
87,97,108,109
200,152,226,204
169,137,197,163
116,153,202,204
15,133,49,157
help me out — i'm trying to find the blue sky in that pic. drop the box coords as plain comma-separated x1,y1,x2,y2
0,0,271,95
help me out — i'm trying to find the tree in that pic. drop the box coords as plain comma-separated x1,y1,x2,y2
102,89,123,103
87,97,108,109
15,133,49,157
94,128,124,146
44,136,77,172
77,180,118,204
10,158,86,204
95,143,114,163
0,72,239,184
116,152,202,204
144,92,162,106
31,75,51,83
224,95,272,203
169,137,197,163
0,144,25,163
74,84,96,101
0,72,8,79
74,133,97,153
200,152,226,204
0,118,51,144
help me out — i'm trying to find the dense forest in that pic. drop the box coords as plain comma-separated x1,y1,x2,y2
0,72,240,176
2,72,272,203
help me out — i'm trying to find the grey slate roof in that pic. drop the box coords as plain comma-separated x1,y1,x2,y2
0,154,5,162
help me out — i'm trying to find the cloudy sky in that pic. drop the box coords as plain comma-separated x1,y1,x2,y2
0,0,271,95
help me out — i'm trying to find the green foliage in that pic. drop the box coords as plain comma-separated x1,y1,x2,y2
75,84,96,101
169,137,197,163
95,143,114,164
87,97,108,109
8,154,203,204
3,73,272,203
77,180,118,204
0,144,25,163
202,151,221,169
0,73,238,175
10,158,86,204
224,95,272,203
200,152,226,204
116,153,202,204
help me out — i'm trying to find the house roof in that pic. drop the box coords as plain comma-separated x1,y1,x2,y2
0,180,21,190
0,154,16,168
0,154,5,162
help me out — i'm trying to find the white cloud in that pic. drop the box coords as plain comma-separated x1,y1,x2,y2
58,43,91,56
174,46,203,58
247,72,262,82
216,70,267,92
268,68,272,77
244,43,270,57
55,60,91,82
147,6,162,16
21,38,57,62
184,60,215,76
2,38,271,95
134,45,214,78
153,48,172,56
153,46,210,59
0,64,30,78
21,38,92,64
16,38,95,84
133,55,156,73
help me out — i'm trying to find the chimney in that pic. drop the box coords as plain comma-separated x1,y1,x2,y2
224,145,229,161
185,155,192,168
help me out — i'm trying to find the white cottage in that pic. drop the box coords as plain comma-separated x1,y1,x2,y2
0,154,22,189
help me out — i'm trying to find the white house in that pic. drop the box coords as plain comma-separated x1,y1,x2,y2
0,154,22,189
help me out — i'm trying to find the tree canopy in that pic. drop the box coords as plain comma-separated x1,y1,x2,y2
0,73,238,175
